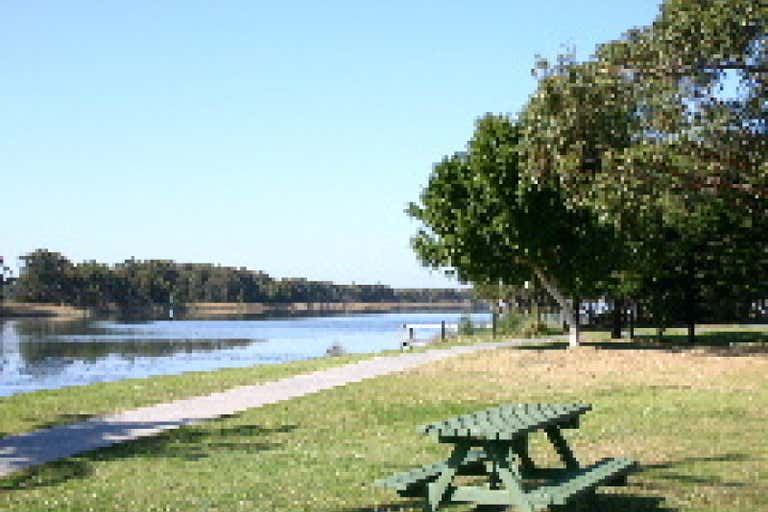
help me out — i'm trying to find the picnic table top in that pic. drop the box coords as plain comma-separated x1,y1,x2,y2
418,403,591,441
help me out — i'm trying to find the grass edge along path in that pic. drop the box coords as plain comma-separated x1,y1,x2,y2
0,353,374,437
0,338,539,478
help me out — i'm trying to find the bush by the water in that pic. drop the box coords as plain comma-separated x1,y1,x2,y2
325,342,346,357
458,314,476,335
459,311,553,338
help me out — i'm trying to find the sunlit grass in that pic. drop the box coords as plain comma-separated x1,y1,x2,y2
0,353,372,436
1,328,766,511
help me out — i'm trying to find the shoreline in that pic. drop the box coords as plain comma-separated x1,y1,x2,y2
0,300,482,320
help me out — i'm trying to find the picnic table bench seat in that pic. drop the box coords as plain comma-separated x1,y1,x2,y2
375,449,488,497
375,403,638,511
525,457,637,508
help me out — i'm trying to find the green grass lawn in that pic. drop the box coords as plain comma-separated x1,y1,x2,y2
1,326,766,511
0,353,374,437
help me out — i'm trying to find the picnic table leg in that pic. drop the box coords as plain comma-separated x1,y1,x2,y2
585,489,602,511
544,426,580,470
424,443,469,511
512,435,535,475
484,443,533,512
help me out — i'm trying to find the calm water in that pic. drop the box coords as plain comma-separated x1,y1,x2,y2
0,311,489,397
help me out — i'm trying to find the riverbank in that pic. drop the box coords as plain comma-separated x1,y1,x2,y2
1,327,766,511
0,333,489,437
0,302,88,319
0,300,478,319
184,300,477,318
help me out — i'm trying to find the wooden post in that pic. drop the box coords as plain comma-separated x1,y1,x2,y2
409,327,414,341
611,297,623,339
492,311,497,339
441,320,446,341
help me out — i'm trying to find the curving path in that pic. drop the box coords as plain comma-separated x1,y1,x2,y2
0,338,541,477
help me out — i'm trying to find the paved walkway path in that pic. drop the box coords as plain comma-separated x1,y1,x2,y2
0,338,540,477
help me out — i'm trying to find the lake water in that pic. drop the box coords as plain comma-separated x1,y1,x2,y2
0,311,490,397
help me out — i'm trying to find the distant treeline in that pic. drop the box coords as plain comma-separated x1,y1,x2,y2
8,249,471,308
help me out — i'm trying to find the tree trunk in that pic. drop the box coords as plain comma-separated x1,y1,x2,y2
684,250,698,344
628,300,635,339
532,266,580,347
611,297,623,339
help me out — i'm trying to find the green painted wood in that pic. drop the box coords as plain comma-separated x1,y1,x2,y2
544,426,580,470
386,404,638,512
512,435,536,473
526,458,637,507
450,486,535,509
426,443,470,511
421,403,591,442
374,449,488,494
483,441,532,511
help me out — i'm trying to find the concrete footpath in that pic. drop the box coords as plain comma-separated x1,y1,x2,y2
0,339,536,478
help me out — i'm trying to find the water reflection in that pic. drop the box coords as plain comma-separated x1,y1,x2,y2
19,338,257,362
0,319,263,396
12,318,115,337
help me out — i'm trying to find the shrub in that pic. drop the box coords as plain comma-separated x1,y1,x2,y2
458,314,475,335
325,342,346,357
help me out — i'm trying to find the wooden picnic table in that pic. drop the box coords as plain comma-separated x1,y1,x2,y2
376,403,637,511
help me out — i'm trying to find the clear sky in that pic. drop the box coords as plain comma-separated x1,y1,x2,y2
1,1,664,288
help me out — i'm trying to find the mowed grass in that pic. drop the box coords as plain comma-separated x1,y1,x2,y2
1,328,767,511
0,353,373,436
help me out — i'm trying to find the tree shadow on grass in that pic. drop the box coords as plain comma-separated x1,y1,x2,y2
90,421,297,462
513,340,657,351
349,452,750,512
589,494,677,512
342,494,677,512
27,413,97,432
639,452,751,488
0,419,298,492
0,458,91,492
642,452,751,470
340,501,424,512
512,330,768,357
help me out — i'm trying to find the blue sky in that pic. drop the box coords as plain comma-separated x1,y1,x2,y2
1,1,664,288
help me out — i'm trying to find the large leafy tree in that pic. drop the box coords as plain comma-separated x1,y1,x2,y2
407,114,622,345
519,0,768,341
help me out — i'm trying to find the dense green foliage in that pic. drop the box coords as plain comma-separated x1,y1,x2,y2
11,249,470,308
521,0,768,338
407,114,623,344
409,0,768,342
